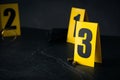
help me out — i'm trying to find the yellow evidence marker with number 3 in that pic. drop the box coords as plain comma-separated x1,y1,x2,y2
0,3,21,37
74,22,102,67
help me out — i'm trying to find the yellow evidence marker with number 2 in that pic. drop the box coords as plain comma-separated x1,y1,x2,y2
67,7,88,44
74,22,102,67
0,3,21,37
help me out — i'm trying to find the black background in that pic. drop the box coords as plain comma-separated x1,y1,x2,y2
0,0,120,36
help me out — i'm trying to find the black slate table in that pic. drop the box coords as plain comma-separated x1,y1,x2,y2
0,28,120,80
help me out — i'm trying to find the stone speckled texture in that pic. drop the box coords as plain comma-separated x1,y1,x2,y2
0,28,120,80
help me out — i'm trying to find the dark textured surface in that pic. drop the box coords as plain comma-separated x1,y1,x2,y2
0,28,120,80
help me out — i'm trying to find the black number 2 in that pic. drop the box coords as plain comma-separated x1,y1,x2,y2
77,28,92,58
4,8,16,30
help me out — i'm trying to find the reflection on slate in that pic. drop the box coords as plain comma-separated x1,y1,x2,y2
0,27,120,80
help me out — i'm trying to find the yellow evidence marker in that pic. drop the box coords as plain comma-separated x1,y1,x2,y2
67,7,88,44
0,3,21,37
74,22,102,67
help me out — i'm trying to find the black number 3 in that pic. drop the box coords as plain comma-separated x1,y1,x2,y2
4,8,16,30
77,28,92,58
